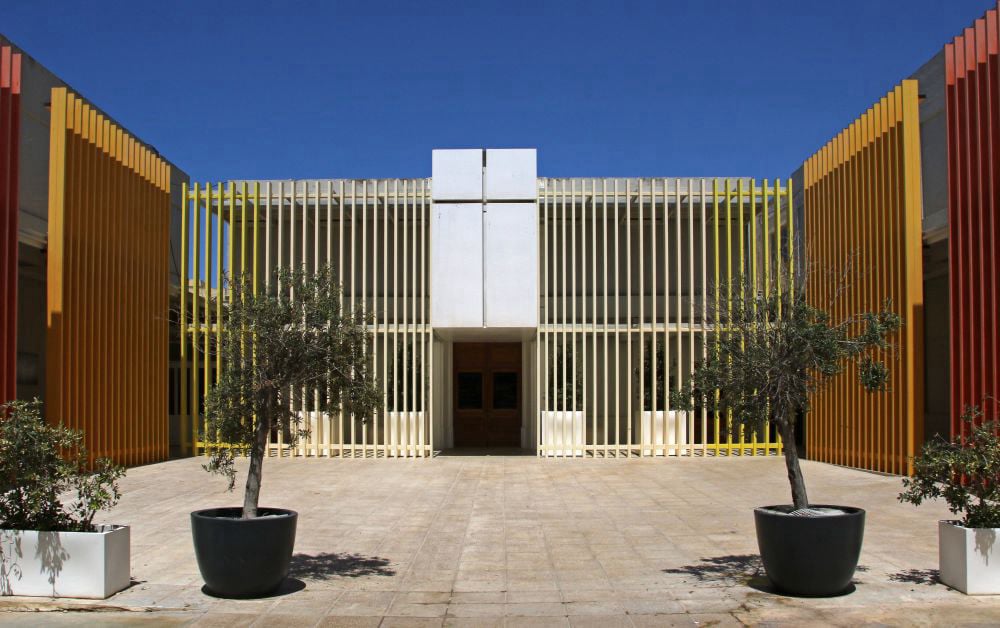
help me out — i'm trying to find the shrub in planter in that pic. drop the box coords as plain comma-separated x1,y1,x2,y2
671,274,900,596
899,406,1000,594
0,399,127,598
195,268,380,598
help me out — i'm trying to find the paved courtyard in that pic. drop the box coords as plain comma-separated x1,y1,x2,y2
2,454,1000,626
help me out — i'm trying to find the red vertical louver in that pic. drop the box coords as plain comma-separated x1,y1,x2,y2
946,4,1000,438
0,45,21,404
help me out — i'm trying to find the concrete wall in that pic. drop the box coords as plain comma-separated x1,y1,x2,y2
15,243,44,401
485,202,538,328
430,202,483,327
912,50,948,238
923,239,950,439
6,40,54,247
910,49,950,440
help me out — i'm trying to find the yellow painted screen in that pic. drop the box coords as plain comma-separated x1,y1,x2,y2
803,80,924,475
46,87,172,466
179,180,433,458
536,178,795,457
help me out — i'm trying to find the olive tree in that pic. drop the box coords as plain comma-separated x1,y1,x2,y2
203,268,381,518
670,274,901,510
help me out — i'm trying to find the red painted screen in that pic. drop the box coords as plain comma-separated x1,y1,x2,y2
0,46,21,404
946,4,1000,437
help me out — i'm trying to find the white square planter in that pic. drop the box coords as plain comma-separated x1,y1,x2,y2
387,411,426,457
640,410,688,456
541,411,585,456
1,525,130,599
939,520,1000,594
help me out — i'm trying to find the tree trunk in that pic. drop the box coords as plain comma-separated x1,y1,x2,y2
242,393,274,519
779,410,809,509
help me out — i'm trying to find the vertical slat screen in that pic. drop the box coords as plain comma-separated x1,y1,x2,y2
803,80,924,475
947,3,1000,440
181,180,433,458
46,87,172,465
536,178,793,457
0,46,20,404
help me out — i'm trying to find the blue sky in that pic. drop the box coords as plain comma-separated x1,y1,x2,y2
2,0,990,181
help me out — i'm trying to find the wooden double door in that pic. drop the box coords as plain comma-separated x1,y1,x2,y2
453,343,522,448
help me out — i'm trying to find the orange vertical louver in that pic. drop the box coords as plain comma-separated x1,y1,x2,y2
803,80,925,475
46,87,171,465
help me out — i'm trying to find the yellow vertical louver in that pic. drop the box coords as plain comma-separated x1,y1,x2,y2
535,178,794,457
180,180,434,458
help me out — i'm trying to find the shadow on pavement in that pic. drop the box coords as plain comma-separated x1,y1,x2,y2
663,553,763,585
663,553,863,597
890,568,941,586
289,552,396,580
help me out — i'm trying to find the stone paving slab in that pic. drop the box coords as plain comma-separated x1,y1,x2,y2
2,454,1000,625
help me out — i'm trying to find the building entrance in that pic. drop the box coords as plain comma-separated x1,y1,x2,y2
452,342,522,447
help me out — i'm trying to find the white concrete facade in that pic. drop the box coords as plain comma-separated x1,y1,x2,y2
430,202,483,327
485,202,538,328
429,148,538,331
186,153,795,458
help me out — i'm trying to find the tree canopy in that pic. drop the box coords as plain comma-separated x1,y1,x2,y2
670,275,900,509
203,268,381,517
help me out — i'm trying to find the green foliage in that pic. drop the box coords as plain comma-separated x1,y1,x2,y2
669,276,900,439
546,342,583,411
0,399,124,532
899,406,1000,529
387,338,424,412
669,273,901,508
637,341,676,411
203,268,382,503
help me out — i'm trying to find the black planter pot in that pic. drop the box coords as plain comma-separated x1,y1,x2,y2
191,507,298,598
754,505,865,597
